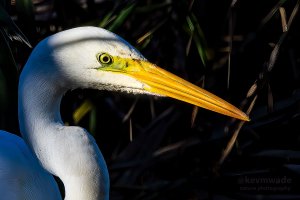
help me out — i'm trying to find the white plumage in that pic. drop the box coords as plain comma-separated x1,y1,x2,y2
0,26,249,200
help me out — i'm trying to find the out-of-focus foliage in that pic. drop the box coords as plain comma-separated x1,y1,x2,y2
1,0,300,199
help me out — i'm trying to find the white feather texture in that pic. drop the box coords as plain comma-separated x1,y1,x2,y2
1,26,155,200
0,131,62,200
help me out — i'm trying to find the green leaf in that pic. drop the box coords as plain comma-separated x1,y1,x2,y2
184,14,208,66
107,3,136,32
73,100,94,124
98,11,115,28
136,18,167,44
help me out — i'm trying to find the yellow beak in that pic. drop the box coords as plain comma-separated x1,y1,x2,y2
100,57,250,121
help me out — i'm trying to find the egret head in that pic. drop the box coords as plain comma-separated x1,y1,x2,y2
26,26,249,121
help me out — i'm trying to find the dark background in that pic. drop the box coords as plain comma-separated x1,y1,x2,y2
1,0,300,199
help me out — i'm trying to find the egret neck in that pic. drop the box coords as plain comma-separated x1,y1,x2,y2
18,55,109,200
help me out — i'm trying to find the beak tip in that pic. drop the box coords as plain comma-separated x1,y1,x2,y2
240,114,250,122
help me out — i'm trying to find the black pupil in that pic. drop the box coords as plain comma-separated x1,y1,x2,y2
102,55,110,63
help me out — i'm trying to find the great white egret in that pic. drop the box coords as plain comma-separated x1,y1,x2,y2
0,26,249,200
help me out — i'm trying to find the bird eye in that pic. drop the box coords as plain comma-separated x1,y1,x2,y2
97,53,113,65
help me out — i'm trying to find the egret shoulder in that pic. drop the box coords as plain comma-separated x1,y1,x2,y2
0,131,61,200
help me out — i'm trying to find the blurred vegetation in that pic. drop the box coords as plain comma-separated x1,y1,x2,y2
1,0,300,199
